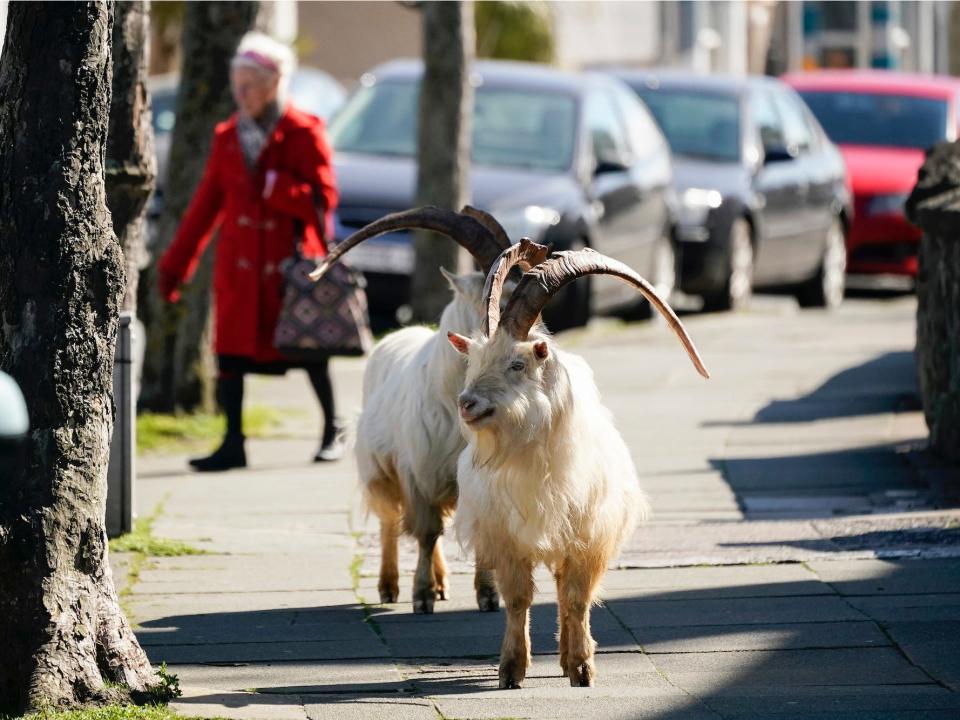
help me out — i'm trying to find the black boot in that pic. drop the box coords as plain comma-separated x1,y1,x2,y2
189,432,247,472
189,374,247,472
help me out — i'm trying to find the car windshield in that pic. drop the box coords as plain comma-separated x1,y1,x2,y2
633,88,741,162
798,91,947,149
328,80,578,172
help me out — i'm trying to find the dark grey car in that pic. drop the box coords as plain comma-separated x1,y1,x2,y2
613,70,851,311
328,59,676,330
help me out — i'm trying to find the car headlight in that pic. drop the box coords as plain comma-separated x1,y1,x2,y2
678,187,723,227
494,205,561,243
866,193,907,217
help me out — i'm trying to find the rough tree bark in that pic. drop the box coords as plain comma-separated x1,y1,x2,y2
905,142,960,466
0,2,159,714
107,0,156,315
410,0,475,323
140,1,258,412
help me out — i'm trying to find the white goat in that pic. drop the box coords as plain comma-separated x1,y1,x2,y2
447,247,710,687
310,207,546,613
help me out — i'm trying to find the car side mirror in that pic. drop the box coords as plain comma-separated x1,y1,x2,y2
594,154,630,175
763,145,796,165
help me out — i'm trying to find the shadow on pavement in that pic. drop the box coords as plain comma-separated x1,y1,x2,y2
150,560,960,719
704,351,919,428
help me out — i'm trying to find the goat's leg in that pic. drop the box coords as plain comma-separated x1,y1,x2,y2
378,516,401,603
554,567,569,673
474,567,499,612
495,555,535,689
558,556,604,687
433,536,450,601
412,531,439,613
364,474,403,605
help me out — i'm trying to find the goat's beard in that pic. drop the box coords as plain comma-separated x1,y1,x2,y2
469,386,554,469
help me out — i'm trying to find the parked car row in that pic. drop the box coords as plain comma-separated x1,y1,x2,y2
615,69,850,311
150,60,953,330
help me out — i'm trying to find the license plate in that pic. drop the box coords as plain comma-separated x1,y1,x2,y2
344,240,415,275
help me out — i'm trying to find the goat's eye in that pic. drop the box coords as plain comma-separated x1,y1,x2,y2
509,360,526,372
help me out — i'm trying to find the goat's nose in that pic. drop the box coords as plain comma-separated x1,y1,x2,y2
458,393,476,412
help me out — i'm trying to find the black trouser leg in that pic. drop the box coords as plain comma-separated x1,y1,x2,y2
307,360,336,443
219,373,245,438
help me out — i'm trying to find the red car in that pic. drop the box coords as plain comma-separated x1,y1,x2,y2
784,70,960,277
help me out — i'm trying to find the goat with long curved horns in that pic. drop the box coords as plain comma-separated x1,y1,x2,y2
447,248,708,688
311,207,548,614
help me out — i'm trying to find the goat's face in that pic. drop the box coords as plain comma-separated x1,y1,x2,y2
447,330,554,437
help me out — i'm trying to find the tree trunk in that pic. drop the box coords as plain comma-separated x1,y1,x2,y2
107,0,156,315
139,1,258,412
0,2,158,714
410,0,475,323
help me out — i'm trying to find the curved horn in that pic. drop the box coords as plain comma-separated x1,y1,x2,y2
481,238,551,337
502,249,710,379
309,206,508,282
460,205,512,250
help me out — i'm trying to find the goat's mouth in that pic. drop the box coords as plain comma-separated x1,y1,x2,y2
462,407,495,426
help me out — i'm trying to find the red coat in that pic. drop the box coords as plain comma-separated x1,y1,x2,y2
159,105,338,364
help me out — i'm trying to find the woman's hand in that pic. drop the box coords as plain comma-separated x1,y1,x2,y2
158,269,181,303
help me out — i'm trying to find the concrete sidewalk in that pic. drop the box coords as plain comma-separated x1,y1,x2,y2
120,294,960,720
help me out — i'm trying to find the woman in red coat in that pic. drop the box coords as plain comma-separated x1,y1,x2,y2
159,32,343,471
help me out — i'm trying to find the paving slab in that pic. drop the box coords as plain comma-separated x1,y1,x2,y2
303,696,438,720
146,636,389,664
807,558,960,595
171,660,412,695
432,694,719,720
135,555,355,594
635,620,890,653
606,595,867,628
846,594,960,622
172,687,307,720
653,647,932,689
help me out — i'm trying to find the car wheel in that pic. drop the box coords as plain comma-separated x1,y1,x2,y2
542,237,590,331
797,218,846,309
638,233,677,320
703,218,753,312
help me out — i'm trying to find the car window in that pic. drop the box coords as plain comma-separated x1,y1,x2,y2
798,90,949,149
634,86,741,163
610,83,665,163
750,88,786,152
584,90,631,165
773,90,814,155
329,80,577,172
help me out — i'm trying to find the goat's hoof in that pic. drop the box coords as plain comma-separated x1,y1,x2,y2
567,662,594,687
436,586,449,601
498,659,527,689
412,595,435,614
378,585,399,604
476,590,500,612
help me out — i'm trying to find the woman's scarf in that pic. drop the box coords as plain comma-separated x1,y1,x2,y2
237,101,282,171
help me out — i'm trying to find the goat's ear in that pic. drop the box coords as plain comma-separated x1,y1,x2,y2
533,340,549,362
440,266,467,296
447,331,472,355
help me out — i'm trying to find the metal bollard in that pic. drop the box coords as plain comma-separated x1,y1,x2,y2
106,312,136,538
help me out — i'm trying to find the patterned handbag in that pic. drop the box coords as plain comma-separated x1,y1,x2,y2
273,253,373,360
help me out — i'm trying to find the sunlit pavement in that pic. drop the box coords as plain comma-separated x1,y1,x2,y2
122,292,960,719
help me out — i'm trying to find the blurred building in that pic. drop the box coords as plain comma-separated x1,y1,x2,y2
296,1,420,88
768,1,951,75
